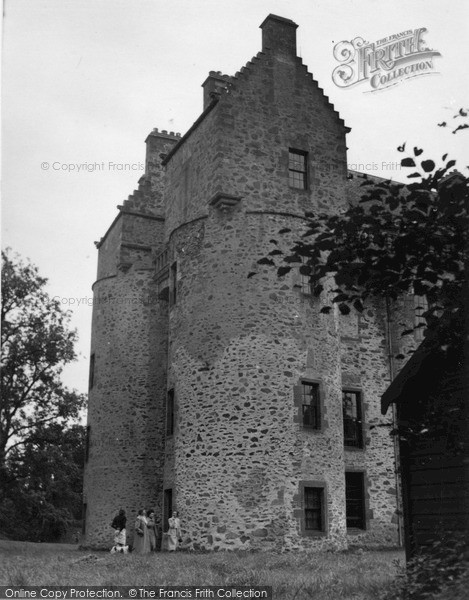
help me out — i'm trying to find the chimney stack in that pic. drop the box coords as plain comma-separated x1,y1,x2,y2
260,14,298,56
202,72,231,110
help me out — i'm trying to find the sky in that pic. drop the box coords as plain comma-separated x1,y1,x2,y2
2,0,468,395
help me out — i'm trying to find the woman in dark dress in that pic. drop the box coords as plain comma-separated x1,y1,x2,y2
147,509,158,552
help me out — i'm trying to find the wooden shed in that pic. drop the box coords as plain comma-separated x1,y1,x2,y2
381,311,469,560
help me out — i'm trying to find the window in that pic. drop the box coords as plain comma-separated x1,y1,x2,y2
82,503,87,535
289,149,308,189
414,294,428,342
170,262,178,305
166,389,174,435
342,390,363,448
163,489,173,532
302,381,320,429
304,487,324,531
85,425,91,462
89,353,95,390
298,481,327,536
345,472,366,529
299,257,314,295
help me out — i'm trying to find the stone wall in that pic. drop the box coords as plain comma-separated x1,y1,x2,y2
85,14,403,551
83,132,179,549
166,212,348,550
340,302,401,546
84,268,167,548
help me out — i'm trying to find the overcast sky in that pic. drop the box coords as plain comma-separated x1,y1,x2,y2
2,0,468,394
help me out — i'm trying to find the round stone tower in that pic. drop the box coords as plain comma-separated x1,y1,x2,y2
83,131,179,548
160,15,353,550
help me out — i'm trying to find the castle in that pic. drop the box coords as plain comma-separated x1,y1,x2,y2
83,15,408,551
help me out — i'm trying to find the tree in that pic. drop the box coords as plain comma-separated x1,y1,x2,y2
258,112,468,345
1,249,86,540
1,249,85,463
0,423,85,541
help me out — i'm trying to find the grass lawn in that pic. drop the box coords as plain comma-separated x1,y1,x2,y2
0,540,404,599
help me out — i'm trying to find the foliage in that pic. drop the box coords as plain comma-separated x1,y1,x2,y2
384,535,468,599
1,248,86,463
1,249,86,541
257,112,468,340
0,423,85,542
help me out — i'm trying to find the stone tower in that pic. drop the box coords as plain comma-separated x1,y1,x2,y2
83,130,179,545
83,15,402,551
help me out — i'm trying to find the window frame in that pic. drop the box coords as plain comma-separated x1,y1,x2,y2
170,262,178,305
294,379,326,432
166,389,175,436
414,294,428,342
345,470,367,531
342,389,364,449
288,148,308,190
301,381,321,430
298,480,328,536
85,425,91,462
163,488,173,532
81,503,87,535
299,256,315,296
304,487,324,531
89,353,95,390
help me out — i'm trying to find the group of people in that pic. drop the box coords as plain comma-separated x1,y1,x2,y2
110,508,181,554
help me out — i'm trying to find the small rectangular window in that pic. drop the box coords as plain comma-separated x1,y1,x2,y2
85,425,91,462
82,503,87,535
166,389,174,435
289,149,308,189
414,294,428,342
299,257,314,295
342,390,363,448
345,471,366,529
304,487,324,531
164,488,173,532
89,353,95,390
170,262,178,305
302,381,320,429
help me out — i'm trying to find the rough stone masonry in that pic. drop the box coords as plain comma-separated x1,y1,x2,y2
83,14,413,551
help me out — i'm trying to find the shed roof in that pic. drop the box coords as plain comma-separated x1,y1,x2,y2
381,309,466,414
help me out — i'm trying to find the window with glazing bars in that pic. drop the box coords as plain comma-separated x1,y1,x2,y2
302,381,320,429
289,149,308,189
89,353,95,390
166,389,174,435
304,487,323,531
345,472,366,529
170,262,177,305
342,390,363,448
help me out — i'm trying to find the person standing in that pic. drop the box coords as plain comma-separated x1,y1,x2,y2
147,509,158,552
133,509,151,554
110,509,127,550
167,510,181,552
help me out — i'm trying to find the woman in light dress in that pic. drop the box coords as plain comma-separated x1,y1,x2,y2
133,509,151,554
167,510,181,552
